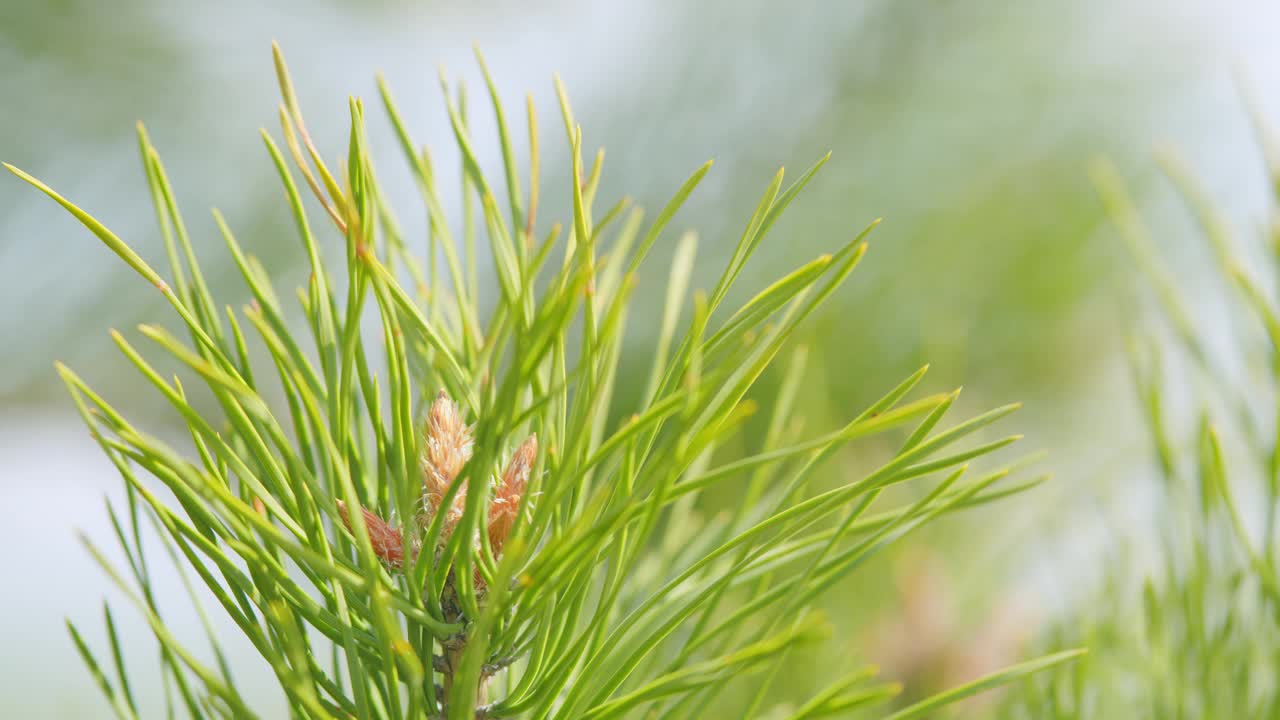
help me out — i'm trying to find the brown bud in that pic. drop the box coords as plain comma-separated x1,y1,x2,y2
487,434,538,557
422,390,474,520
337,500,406,568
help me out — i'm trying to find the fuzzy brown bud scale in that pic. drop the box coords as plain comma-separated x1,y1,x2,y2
487,434,537,557
336,500,407,568
421,390,475,535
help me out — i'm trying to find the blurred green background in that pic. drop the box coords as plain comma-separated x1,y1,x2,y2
3,0,1278,716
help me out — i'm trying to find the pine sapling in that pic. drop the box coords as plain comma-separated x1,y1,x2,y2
6,43,1081,719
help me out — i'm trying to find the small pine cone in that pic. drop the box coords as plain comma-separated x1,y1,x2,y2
487,434,537,557
337,500,406,568
421,390,474,520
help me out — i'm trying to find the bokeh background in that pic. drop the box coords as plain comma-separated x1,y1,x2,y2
3,0,1279,716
